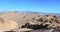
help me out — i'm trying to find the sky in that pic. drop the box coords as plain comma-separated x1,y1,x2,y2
0,0,60,13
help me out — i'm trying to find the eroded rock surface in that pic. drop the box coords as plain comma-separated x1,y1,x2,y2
0,12,60,32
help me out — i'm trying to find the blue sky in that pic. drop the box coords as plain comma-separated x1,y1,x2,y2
0,0,60,13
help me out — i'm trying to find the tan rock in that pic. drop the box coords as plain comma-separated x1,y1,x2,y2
0,17,19,30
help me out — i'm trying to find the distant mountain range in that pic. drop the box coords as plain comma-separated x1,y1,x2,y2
0,11,60,16
18,11,60,16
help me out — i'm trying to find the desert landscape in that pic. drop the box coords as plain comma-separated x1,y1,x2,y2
0,0,60,32
0,11,60,32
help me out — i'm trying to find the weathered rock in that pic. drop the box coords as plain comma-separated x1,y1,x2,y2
0,12,60,32
0,17,19,31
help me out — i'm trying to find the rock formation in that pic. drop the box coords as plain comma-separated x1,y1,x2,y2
0,17,19,31
0,12,60,32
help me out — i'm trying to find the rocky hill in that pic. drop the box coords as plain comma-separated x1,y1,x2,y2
0,11,60,32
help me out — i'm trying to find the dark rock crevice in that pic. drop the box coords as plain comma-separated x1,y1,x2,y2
21,23,49,30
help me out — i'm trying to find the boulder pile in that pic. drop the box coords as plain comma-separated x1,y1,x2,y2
21,14,60,32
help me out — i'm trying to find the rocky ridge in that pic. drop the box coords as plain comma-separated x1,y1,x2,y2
0,12,60,32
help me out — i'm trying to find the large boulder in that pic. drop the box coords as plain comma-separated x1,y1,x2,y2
0,17,19,31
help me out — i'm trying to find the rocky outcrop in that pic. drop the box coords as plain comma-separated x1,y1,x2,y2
0,12,60,32
21,14,60,32
0,17,19,30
